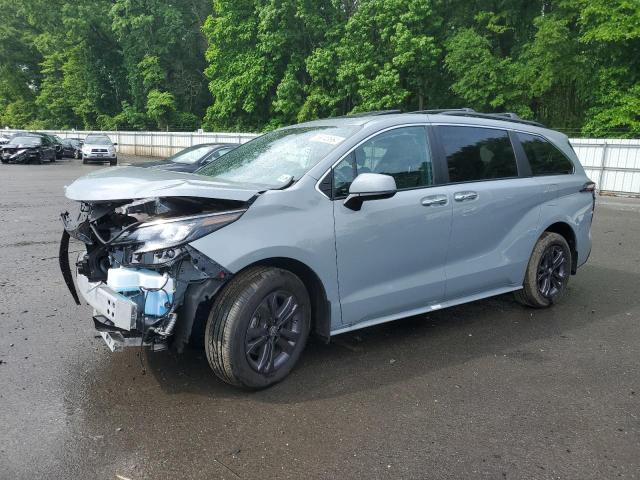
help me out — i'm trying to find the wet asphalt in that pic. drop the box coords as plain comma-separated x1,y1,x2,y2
0,156,639,480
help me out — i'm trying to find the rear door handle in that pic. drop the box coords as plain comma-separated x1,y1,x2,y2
421,194,448,207
453,191,478,202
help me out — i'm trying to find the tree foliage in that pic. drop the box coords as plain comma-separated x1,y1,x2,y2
0,0,638,136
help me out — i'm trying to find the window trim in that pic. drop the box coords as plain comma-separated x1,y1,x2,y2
431,122,575,176
513,131,576,177
509,130,532,177
315,123,435,200
433,124,521,184
315,122,576,198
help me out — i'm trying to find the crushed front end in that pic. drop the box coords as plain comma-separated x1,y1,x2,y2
2,145,41,164
60,196,246,353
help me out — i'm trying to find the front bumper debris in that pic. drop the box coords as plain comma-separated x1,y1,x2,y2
77,272,137,331
93,315,166,352
2,149,37,163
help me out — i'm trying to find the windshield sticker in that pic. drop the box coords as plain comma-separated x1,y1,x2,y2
277,174,294,183
309,133,345,145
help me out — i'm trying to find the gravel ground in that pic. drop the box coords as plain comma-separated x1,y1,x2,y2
0,157,639,480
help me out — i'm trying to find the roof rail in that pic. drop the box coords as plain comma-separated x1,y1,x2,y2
410,108,545,128
345,109,402,118
412,108,477,115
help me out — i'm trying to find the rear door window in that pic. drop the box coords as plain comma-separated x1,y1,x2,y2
517,133,574,175
437,126,518,182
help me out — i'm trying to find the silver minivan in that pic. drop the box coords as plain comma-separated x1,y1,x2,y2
60,110,595,388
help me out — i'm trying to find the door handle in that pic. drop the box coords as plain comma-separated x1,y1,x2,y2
453,191,478,202
421,195,448,207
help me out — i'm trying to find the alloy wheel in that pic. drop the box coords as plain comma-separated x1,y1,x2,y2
537,245,567,298
245,290,302,374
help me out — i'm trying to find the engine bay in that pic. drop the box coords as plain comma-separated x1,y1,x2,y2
59,196,247,351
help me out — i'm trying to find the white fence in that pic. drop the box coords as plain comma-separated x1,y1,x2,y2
569,138,640,195
3,129,259,158
4,129,640,195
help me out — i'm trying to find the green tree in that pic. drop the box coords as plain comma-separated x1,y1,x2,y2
202,0,341,130
111,0,211,128
1,0,639,136
146,89,176,129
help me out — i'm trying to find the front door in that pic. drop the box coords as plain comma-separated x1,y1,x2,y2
332,126,452,329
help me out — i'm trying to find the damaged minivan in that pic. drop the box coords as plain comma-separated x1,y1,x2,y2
60,110,595,388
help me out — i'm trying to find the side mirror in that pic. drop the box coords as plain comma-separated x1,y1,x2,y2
112,142,118,146
344,173,397,211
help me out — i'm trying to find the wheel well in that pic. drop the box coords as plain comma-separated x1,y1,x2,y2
545,222,578,274
250,257,332,341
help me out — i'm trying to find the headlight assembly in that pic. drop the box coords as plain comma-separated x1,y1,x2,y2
112,209,246,253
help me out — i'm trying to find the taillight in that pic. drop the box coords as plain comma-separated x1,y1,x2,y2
580,181,596,193
581,181,596,217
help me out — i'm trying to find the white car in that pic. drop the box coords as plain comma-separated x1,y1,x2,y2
82,134,117,165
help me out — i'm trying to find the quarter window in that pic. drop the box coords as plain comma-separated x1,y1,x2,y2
517,133,574,175
437,126,518,182
332,126,433,198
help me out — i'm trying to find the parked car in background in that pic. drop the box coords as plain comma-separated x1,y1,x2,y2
60,109,594,389
62,138,83,159
82,134,117,165
51,135,64,159
2,133,57,164
136,143,236,173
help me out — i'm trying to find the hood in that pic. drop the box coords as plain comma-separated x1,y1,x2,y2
64,166,262,202
83,143,114,149
134,160,170,168
133,160,190,170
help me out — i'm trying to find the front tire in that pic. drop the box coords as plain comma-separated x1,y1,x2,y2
110,158,117,166
515,232,571,308
205,266,311,389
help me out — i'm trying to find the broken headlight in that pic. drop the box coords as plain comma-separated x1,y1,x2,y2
112,209,246,253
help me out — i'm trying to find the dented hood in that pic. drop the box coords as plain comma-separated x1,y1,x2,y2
64,166,262,202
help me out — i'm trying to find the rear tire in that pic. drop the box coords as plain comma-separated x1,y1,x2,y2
515,232,571,308
205,266,311,389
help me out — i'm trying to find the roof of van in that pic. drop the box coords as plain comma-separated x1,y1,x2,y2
295,109,557,137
